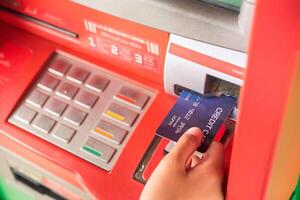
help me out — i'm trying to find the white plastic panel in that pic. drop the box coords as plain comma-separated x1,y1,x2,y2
164,34,247,96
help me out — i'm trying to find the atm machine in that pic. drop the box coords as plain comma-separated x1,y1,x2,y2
0,0,299,199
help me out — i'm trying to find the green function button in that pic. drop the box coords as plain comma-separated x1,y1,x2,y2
82,137,116,163
82,145,102,157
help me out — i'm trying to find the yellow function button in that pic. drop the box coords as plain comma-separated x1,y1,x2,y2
105,110,125,121
103,103,138,127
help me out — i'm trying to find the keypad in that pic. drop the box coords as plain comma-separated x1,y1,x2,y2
63,107,87,126
52,124,75,143
37,74,60,92
32,115,56,134
44,98,68,117
85,74,109,93
56,82,79,100
13,106,37,124
74,90,98,109
48,58,71,76
26,90,49,108
8,54,154,171
66,67,90,84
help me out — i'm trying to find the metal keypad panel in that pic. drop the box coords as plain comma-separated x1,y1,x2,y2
8,53,155,171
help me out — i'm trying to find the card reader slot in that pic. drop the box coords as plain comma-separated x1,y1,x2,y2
205,74,240,97
10,167,67,200
0,6,79,38
174,81,238,121
173,84,190,96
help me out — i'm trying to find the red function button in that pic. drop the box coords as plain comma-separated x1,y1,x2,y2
114,86,149,109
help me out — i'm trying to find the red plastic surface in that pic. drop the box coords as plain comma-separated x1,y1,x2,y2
0,22,176,199
227,0,300,199
143,138,169,181
0,0,169,85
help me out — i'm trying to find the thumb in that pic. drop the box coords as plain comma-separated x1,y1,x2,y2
170,127,203,165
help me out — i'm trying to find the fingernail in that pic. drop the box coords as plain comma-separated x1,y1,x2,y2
186,127,202,139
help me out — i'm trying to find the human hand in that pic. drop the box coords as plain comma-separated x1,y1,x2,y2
140,127,225,200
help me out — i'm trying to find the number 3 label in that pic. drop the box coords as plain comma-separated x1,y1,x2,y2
134,53,143,64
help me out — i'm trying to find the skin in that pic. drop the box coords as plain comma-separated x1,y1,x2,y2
140,127,225,200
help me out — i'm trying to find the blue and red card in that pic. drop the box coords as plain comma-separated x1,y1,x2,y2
156,90,237,152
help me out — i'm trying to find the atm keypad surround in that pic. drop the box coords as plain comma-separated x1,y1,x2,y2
8,53,154,171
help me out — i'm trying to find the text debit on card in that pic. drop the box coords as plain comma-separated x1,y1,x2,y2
156,90,237,152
